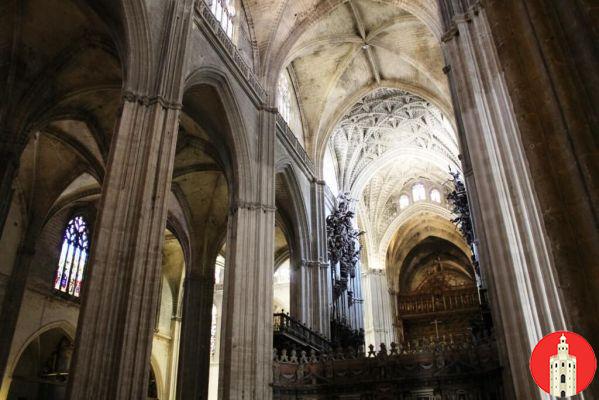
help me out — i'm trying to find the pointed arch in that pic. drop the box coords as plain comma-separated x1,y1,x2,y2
184,66,253,204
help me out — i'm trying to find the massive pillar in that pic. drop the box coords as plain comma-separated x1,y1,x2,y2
438,1,575,398
66,1,195,398
177,217,223,399
362,268,395,346
176,270,216,399
218,110,276,400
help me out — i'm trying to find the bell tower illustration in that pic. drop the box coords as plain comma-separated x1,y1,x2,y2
550,334,577,397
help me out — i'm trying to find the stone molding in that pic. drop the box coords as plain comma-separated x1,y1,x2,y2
301,260,329,269
122,90,182,110
229,200,277,215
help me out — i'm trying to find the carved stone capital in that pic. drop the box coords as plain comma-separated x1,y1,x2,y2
441,0,484,43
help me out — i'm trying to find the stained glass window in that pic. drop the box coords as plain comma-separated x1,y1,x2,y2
54,216,89,298
211,0,235,39
430,189,441,203
412,183,426,202
399,194,410,210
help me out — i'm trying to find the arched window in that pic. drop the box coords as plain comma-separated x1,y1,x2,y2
54,215,90,298
277,73,292,123
399,194,410,210
412,183,426,202
430,189,441,203
210,0,235,38
210,304,218,355
561,374,566,383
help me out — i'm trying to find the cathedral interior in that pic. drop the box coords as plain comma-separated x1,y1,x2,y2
0,0,596,399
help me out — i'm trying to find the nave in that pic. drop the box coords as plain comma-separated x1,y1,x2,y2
0,0,596,399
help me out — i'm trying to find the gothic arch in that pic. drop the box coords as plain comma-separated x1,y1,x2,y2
274,164,310,263
184,66,253,204
149,352,165,400
385,212,470,292
0,321,75,398
377,203,460,267
397,236,474,294
118,0,154,93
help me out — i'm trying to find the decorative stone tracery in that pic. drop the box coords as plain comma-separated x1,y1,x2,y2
329,88,459,194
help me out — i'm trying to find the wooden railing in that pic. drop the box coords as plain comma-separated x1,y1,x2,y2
272,334,502,398
273,313,331,352
397,287,480,316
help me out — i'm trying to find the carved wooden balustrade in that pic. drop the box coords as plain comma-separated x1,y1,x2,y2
397,287,480,318
273,313,332,352
272,333,503,399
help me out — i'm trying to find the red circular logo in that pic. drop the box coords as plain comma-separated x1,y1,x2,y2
530,331,596,397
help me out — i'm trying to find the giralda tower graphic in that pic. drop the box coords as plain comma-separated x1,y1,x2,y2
550,335,576,397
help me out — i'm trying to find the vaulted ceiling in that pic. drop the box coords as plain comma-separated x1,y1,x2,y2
328,88,459,196
240,0,464,276
241,0,449,159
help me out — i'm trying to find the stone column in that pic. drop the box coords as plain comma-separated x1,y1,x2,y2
167,282,184,400
66,1,195,397
176,225,222,399
362,268,395,346
218,110,276,400
309,179,331,337
176,272,215,399
66,95,181,400
218,204,275,400
438,2,569,398
290,259,311,323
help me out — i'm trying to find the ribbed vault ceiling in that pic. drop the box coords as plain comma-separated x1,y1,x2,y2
325,88,463,272
244,0,449,156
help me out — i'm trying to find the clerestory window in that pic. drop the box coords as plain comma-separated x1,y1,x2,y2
399,194,410,210
277,73,292,123
210,0,235,39
412,183,426,202
430,189,441,203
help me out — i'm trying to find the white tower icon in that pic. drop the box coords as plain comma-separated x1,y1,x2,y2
550,334,577,397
